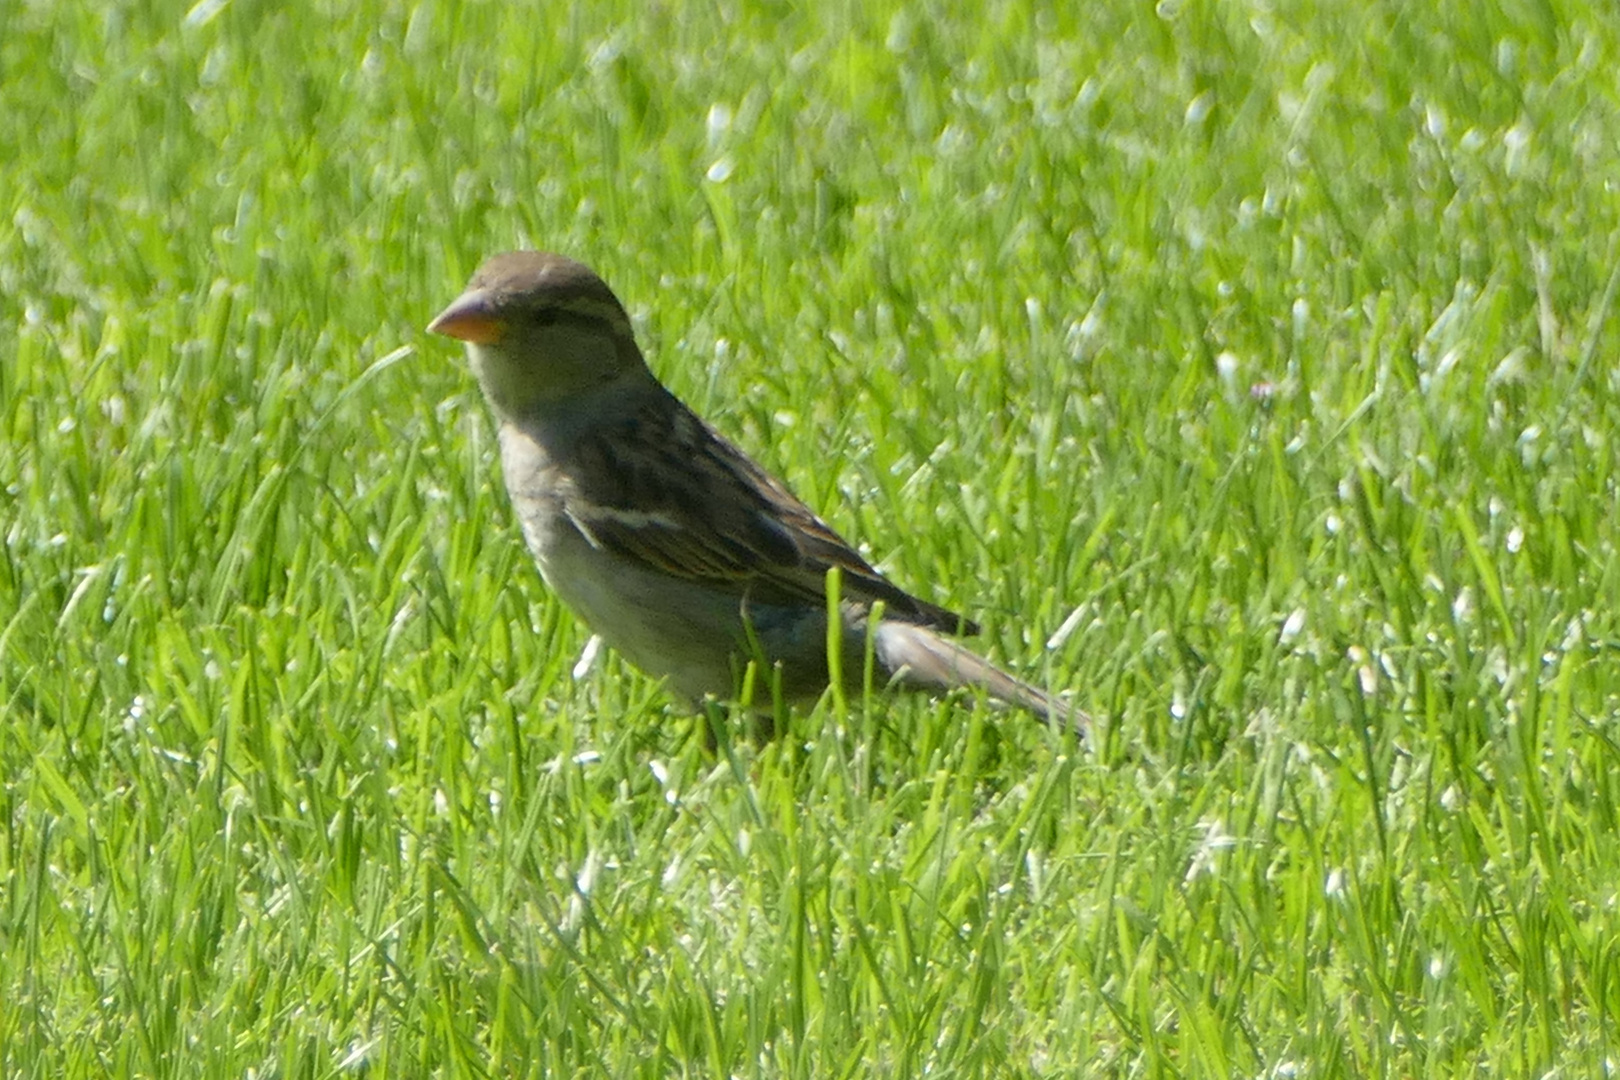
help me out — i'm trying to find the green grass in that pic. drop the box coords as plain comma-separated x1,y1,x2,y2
4,0,1620,1075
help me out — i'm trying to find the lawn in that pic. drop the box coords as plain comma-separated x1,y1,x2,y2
3,0,1619,1076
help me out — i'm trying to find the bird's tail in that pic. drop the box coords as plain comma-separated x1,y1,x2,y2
872,621,1088,737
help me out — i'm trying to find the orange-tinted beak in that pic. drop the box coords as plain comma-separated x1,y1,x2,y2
427,290,505,344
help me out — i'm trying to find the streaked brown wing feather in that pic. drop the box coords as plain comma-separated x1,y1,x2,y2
562,393,978,635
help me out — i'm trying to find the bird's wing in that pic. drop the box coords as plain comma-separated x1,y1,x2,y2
560,392,978,635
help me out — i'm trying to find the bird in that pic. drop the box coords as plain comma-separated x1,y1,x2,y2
427,251,1084,735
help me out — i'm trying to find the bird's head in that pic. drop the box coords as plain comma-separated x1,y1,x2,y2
428,251,648,417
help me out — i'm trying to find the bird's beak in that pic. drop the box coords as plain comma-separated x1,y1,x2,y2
427,289,505,344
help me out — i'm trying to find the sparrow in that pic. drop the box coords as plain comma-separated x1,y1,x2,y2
428,251,1083,734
